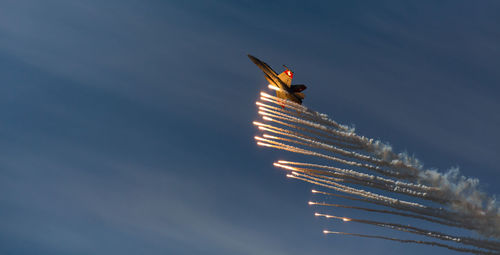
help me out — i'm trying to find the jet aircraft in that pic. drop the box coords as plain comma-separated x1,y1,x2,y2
248,54,307,105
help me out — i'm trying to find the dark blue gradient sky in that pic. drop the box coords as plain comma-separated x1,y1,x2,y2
1,1,499,254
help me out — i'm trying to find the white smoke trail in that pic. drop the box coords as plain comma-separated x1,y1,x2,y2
274,162,433,201
258,108,360,145
258,98,423,176
257,102,422,178
419,168,500,238
317,213,500,251
253,89,500,243
290,171,426,209
323,231,498,255
262,133,387,171
309,201,461,227
261,136,486,232
275,162,462,206
255,133,403,178
256,120,388,166
256,124,361,150
287,156,484,232
258,103,354,138
311,189,486,233
258,111,361,147
278,161,436,192
255,117,363,149
259,93,351,131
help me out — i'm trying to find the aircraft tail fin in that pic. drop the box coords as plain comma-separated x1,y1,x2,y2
278,70,293,87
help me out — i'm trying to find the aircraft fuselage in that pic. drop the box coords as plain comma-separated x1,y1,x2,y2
248,54,302,103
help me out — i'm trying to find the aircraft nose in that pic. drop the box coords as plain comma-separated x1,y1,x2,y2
247,54,260,65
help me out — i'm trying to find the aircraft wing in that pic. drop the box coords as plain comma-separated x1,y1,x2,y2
248,54,278,77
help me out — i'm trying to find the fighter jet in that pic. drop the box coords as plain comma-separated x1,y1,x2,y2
248,54,307,105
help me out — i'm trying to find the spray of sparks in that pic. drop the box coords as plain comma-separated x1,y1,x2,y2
253,90,500,254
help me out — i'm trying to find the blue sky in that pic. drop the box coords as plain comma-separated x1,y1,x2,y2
1,1,499,254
